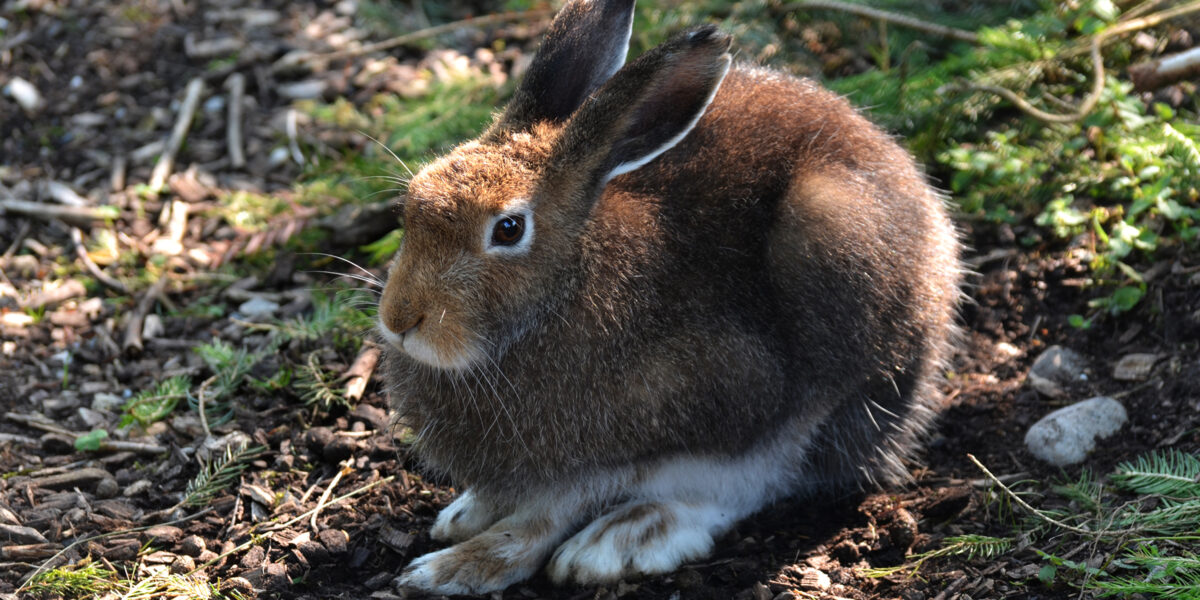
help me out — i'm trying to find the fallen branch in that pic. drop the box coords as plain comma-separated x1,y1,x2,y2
0,432,38,446
0,198,118,225
149,77,205,194
225,72,247,169
122,271,171,354
69,225,128,294
342,344,381,402
4,412,169,454
289,8,554,66
1129,46,1200,91
311,459,354,532
954,0,1200,124
781,0,978,43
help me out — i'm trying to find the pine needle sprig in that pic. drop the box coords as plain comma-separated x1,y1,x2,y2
181,442,266,508
1110,449,1200,499
120,375,190,427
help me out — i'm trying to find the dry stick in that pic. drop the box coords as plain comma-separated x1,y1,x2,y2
310,459,354,532
122,271,170,353
958,0,1200,124
0,198,116,225
781,0,978,43
225,73,246,169
68,225,128,294
293,8,554,65
0,432,38,446
189,476,394,576
967,454,1143,537
4,411,168,454
343,344,381,402
149,77,205,196
1129,45,1200,91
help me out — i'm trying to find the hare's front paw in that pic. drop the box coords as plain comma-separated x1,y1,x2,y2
431,489,500,543
397,524,554,594
547,501,723,584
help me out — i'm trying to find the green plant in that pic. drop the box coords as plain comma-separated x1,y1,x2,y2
181,442,266,509
25,561,116,598
120,375,190,427
295,351,349,411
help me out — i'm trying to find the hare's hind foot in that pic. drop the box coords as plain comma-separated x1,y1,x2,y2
430,489,501,543
547,500,726,584
398,511,564,595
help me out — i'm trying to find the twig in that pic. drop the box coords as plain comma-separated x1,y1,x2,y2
0,198,117,225
343,344,381,402
954,0,1200,124
286,108,303,166
781,0,978,43
5,411,76,437
148,77,205,194
311,459,354,532
122,271,170,354
288,8,554,66
196,375,217,439
69,226,128,294
110,155,127,192
225,73,246,169
967,454,1142,537
189,476,394,575
1129,46,1200,91
0,432,38,446
3,412,168,453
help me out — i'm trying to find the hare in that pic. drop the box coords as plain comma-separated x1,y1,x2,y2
377,0,960,593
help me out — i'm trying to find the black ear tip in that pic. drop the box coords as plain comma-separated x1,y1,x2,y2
685,25,731,50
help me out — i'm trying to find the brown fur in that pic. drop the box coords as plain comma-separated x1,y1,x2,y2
380,2,960,588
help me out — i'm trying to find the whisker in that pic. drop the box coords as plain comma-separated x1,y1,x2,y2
304,270,385,289
300,252,384,283
358,130,416,178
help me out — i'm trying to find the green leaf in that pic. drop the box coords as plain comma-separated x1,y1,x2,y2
75,429,108,452
1109,286,1144,313
1038,564,1057,584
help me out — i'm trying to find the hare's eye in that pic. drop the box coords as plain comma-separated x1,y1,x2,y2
491,215,525,246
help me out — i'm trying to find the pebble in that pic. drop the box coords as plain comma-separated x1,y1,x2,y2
180,535,207,557
277,79,327,100
1025,396,1128,466
795,567,832,592
5,76,44,113
77,406,108,428
171,554,196,574
887,508,918,551
124,479,153,497
238,296,280,319
143,524,184,546
1028,345,1088,397
95,477,119,499
1113,353,1159,381
92,392,126,412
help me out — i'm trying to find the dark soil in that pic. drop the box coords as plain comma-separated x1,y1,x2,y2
2,2,1198,600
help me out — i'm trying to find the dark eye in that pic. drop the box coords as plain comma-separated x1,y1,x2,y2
491,215,525,246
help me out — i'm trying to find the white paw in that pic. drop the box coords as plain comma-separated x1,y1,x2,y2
547,501,719,584
396,526,550,594
431,489,500,542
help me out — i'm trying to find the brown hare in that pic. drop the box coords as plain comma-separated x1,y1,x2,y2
377,0,960,593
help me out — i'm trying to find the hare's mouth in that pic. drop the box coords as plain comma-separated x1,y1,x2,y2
377,319,482,371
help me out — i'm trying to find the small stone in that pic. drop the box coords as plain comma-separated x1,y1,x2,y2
77,407,108,428
795,567,832,591
142,314,165,339
95,477,119,499
277,79,327,100
995,341,1021,359
222,576,255,596
92,392,125,412
1028,345,1087,398
5,76,44,113
124,479,153,497
317,529,349,555
1113,353,1159,381
1025,396,1128,466
237,296,280,319
180,535,206,557
171,554,196,574
242,483,277,507
247,562,290,590
143,524,184,546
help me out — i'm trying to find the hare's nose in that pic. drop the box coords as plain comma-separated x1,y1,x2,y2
393,314,424,337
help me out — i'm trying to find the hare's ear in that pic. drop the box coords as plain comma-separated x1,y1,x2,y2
554,26,732,186
499,0,636,128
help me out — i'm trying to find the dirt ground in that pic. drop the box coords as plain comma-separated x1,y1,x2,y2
2,1,1198,599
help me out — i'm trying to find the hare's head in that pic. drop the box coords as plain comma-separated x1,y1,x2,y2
378,0,731,370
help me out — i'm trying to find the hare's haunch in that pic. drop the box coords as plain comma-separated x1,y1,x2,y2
378,0,961,593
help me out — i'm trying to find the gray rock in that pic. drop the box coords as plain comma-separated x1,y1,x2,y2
1025,396,1128,466
92,392,126,413
1113,353,1159,381
1028,345,1088,398
237,296,279,319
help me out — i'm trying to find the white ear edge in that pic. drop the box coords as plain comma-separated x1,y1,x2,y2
483,201,536,256
602,56,732,184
